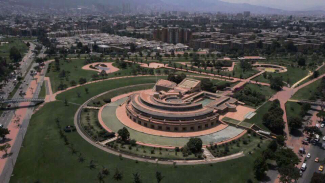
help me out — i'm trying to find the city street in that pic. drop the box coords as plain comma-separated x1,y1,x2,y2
298,114,325,183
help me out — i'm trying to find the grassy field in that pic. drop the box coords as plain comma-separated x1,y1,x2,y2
244,84,276,99
292,79,322,100
88,84,155,107
11,76,268,183
207,134,268,157
253,66,309,86
39,82,46,99
56,76,166,105
285,102,303,120
244,102,272,131
0,38,28,61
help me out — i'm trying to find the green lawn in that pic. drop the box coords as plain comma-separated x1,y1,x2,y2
285,102,303,120
8,82,22,99
11,76,268,183
0,38,28,61
39,82,46,99
88,84,155,107
244,84,276,99
222,117,241,125
253,66,309,86
244,102,272,132
56,76,166,105
207,134,268,157
292,79,322,100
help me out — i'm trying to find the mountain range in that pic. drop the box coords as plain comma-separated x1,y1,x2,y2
2,0,324,15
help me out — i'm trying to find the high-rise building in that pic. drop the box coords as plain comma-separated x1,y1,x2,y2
153,27,192,44
243,11,251,17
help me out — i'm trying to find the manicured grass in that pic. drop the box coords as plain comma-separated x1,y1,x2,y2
292,79,322,100
47,59,162,93
8,81,22,99
39,82,46,99
222,117,241,125
0,38,28,62
253,66,309,86
56,76,166,105
244,102,272,132
12,89,267,183
207,134,268,157
285,102,303,119
108,142,197,160
87,84,155,107
46,59,98,93
244,84,276,99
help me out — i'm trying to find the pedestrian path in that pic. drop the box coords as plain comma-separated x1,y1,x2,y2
202,147,215,160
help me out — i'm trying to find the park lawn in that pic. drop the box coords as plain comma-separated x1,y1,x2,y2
244,84,276,99
253,66,309,86
222,117,241,125
109,142,198,160
47,59,140,93
285,102,303,120
12,79,267,183
56,76,166,105
38,82,46,99
292,79,322,100
0,38,28,61
88,84,155,107
8,81,22,99
208,134,269,157
244,102,272,132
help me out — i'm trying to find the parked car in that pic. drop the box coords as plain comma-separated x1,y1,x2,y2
307,153,311,158
323,136,325,141
321,123,325,128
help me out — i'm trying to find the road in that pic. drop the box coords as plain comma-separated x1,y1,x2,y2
0,60,49,183
0,46,46,128
299,116,325,183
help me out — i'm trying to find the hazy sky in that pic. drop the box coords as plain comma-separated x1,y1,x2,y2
220,0,325,10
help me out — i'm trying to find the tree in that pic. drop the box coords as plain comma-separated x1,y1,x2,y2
133,172,141,183
156,171,164,183
113,168,123,181
288,116,303,132
200,78,214,92
297,57,306,66
253,156,268,180
117,127,130,142
278,164,300,183
0,128,10,139
313,71,320,78
311,172,325,183
9,47,22,62
304,126,323,138
270,76,284,90
275,148,299,168
0,143,11,155
64,99,68,106
186,138,203,154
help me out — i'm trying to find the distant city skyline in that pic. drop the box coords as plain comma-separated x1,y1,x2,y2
220,0,325,11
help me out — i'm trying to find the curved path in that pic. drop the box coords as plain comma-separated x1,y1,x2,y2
73,86,245,165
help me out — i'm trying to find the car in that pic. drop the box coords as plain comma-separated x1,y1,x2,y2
321,124,325,128
315,157,319,162
319,165,324,172
323,136,325,141
307,153,311,158
0,124,3,128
